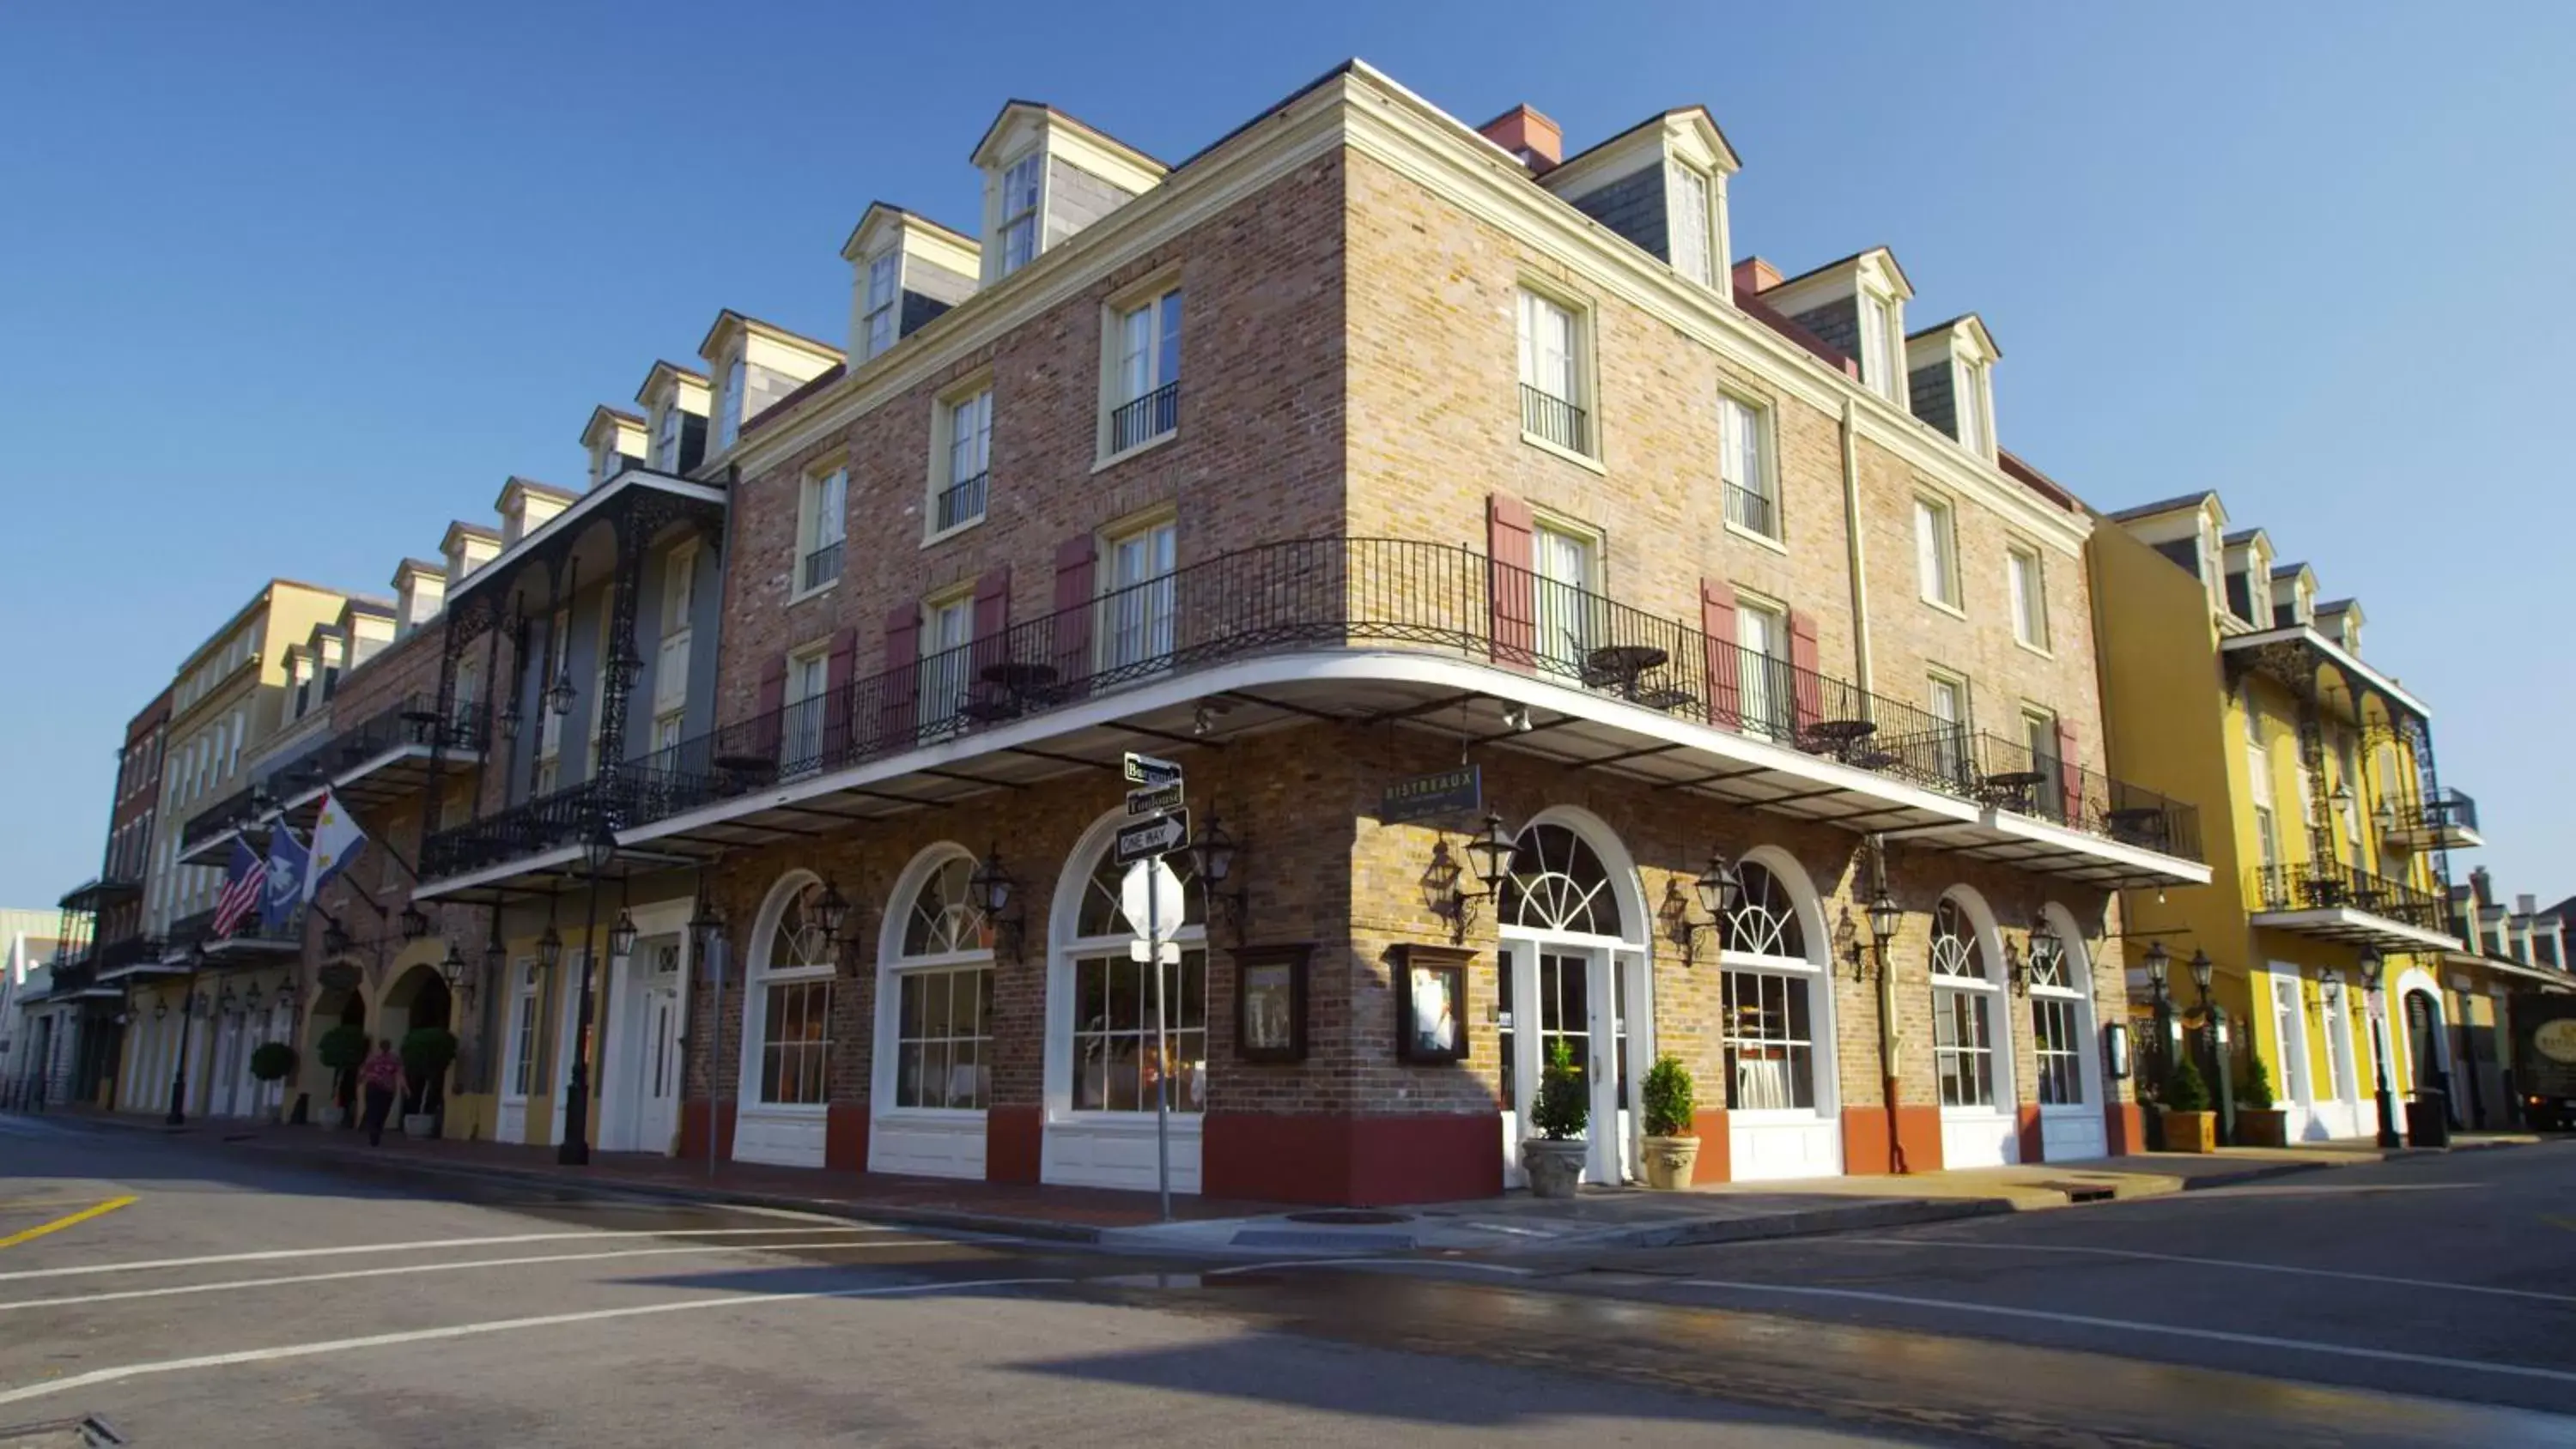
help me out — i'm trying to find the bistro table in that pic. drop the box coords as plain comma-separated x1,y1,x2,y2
982,660,1060,704
400,707,447,743
1581,645,1670,700
2105,806,2168,848
1803,717,1878,762
1979,768,2048,813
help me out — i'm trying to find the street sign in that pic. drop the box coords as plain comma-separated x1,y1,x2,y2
1379,764,1483,825
1119,858,1187,940
1114,809,1190,867
1123,751,1184,787
1124,781,1184,816
1128,939,1183,964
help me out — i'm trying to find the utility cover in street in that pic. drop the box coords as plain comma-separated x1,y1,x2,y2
1114,809,1189,867
1123,751,1183,787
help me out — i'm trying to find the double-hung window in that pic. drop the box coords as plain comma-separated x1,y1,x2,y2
535,607,568,795
1669,164,1715,287
799,467,846,594
717,351,746,452
920,592,973,734
1516,288,1588,455
1735,597,1792,741
1957,358,1991,457
1914,495,1960,609
1927,672,1970,786
2008,543,2047,649
1530,520,1597,678
2023,707,2064,823
935,387,992,534
999,154,1042,276
784,648,829,775
862,252,899,360
653,545,696,755
1859,292,1902,401
1101,518,1176,671
1106,286,1182,455
1718,394,1775,538
652,403,681,470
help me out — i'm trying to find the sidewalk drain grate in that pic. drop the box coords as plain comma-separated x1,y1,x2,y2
2038,1181,2117,1203
0,1414,127,1446
1284,1210,1413,1225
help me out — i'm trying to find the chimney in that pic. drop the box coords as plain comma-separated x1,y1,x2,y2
1478,104,1562,173
1732,256,1783,295
2520,894,2539,917
2472,865,2494,904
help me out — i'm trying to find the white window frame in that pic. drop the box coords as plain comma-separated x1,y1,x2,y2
1735,593,1792,741
1098,514,1177,673
1859,290,1904,402
652,400,683,470
1718,391,1779,544
997,152,1044,277
861,251,901,361
927,380,993,542
1927,670,1971,785
1955,355,1993,458
2269,973,2314,1106
1915,494,1962,612
1516,283,1598,464
1098,280,1182,463
2007,542,2049,652
1667,162,1716,288
877,851,996,1116
793,464,847,599
1529,515,1602,679
740,876,837,1112
920,588,974,734
716,349,746,453
502,961,542,1102
784,645,829,773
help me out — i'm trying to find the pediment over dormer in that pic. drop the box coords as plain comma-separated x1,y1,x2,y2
969,100,1166,286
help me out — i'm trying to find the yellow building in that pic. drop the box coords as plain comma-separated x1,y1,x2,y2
2093,493,2505,1143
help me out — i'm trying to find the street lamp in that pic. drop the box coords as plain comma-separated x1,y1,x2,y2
811,878,850,947
440,942,468,991
1463,814,1516,900
559,822,618,1167
2187,949,2215,1003
608,910,639,961
1674,849,1743,966
968,848,1025,962
164,981,197,1127
1188,815,1248,946
399,903,430,943
536,925,563,972
545,667,577,718
496,697,524,743
2360,946,2401,1147
2143,941,2171,1002
323,918,351,959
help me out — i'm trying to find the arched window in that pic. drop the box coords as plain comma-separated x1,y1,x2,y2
1065,844,1205,1114
1930,897,1997,1107
1499,823,1624,937
1719,860,1819,1113
2025,929,2084,1106
889,853,992,1110
746,876,835,1106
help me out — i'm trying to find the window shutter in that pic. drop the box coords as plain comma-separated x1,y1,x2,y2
752,653,788,763
823,627,857,761
1788,610,1823,734
2057,717,2083,826
1700,579,1739,728
1051,535,1096,697
1488,494,1537,671
971,567,1012,698
881,604,920,752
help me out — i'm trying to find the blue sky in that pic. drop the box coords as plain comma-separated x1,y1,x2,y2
3,3,2571,911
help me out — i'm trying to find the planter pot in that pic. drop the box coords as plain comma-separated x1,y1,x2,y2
401,1113,438,1140
1520,1137,1589,1199
2163,1109,2217,1154
2234,1107,2288,1148
318,1105,346,1130
1639,1135,1701,1191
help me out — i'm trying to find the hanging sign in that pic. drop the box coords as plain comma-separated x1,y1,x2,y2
1380,764,1482,825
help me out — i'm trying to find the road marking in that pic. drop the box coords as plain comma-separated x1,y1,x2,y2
2544,1215,2576,1233
0,1197,136,1251
1206,1258,1534,1277
1674,1277,2576,1386
1837,1236,2576,1307
0,1275,1071,1408
0,1238,945,1313
0,1226,900,1283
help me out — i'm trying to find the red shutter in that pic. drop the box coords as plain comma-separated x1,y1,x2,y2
973,567,1012,675
1052,535,1096,697
752,653,788,763
823,627,857,760
1700,579,1740,729
881,604,920,751
1788,610,1823,736
2056,717,2084,827
1488,494,1536,671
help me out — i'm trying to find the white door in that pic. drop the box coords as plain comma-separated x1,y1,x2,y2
496,961,540,1144
2314,979,2364,1139
1737,601,1789,741
210,1016,242,1117
2269,972,2318,1138
1498,940,1632,1186
618,936,684,1154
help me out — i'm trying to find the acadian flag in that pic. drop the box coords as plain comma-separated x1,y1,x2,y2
261,828,309,931
211,838,264,938
307,787,368,899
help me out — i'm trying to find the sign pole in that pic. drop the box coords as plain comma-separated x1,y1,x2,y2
1151,857,1170,1222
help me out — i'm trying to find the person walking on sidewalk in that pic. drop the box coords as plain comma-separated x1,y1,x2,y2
357,1040,404,1147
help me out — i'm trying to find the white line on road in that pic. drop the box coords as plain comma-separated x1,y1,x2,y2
0,1238,944,1313
0,1227,902,1283
0,1275,1072,1408
1836,1236,2576,1306
1206,1258,1534,1277
1674,1277,2576,1386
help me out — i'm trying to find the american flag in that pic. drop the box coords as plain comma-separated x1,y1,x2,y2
212,837,264,937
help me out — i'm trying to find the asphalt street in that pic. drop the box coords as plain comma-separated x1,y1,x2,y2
2,1115,2571,1447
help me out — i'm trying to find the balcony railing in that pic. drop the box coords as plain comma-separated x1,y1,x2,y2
800,540,844,592
2419,786,2478,835
1520,385,1590,455
2249,860,2447,931
935,471,988,532
1108,382,1180,454
422,537,2207,880
180,692,487,848
1722,482,1778,539
1965,731,2204,862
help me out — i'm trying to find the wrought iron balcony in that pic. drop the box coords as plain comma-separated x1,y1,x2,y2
935,471,989,532
1722,482,1778,540
2249,860,2451,939
1963,731,2205,862
179,691,486,852
800,540,844,592
1108,382,1180,454
419,774,641,882
2383,786,2481,851
1519,384,1590,455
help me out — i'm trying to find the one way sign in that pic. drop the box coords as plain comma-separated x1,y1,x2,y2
1114,808,1190,867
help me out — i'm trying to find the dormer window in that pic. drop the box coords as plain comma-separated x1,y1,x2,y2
718,350,745,452
1859,292,1901,401
1955,357,1991,457
1669,164,1715,288
861,252,900,359
999,154,1042,276
591,439,622,487
653,403,682,470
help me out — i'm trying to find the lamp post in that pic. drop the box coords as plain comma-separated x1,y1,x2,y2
558,820,617,1166
2360,945,2401,1148
166,948,204,1125
687,888,726,1179
2188,949,2234,1143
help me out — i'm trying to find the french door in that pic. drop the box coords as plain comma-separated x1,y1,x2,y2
1496,939,1641,1187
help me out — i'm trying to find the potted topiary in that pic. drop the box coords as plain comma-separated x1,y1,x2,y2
248,1043,298,1125
1639,1053,1700,1190
1521,1040,1590,1198
398,1027,459,1139
2234,1052,2287,1147
2161,1052,2216,1153
315,1024,369,1130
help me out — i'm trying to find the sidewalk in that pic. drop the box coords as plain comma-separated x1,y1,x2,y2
53,1108,2545,1257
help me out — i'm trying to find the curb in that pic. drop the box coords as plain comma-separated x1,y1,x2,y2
1557,1194,2019,1252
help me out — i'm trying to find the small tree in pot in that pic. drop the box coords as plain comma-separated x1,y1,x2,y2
398,1028,459,1139
248,1043,297,1125
1521,1040,1590,1198
2233,1052,2287,1147
1639,1053,1700,1190
2161,1051,2217,1153
315,1024,369,1130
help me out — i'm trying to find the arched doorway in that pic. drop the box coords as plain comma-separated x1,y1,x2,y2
2028,902,2105,1161
1930,888,2019,1167
1043,812,1208,1192
384,964,453,1117
1494,809,1649,1187
732,871,838,1167
1717,849,1841,1179
870,845,995,1179
2397,971,2454,1118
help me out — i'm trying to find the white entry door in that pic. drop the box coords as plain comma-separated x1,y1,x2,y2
611,935,684,1155
1498,940,1636,1187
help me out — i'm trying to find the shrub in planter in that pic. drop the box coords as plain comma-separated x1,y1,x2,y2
248,1043,297,1083
2234,1053,2289,1146
316,1024,369,1128
1521,1040,1591,1199
2161,1052,2217,1153
1639,1053,1701,1190
399,1027,460,1132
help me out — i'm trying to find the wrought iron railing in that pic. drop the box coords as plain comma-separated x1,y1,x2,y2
935,472,988,532
1519,384,1590,455
1108,382,1180,454
179,692,487,848
179,784,259,851
2417,787,2478,836
1966,731,2204,861
1723,482,1778,539
2249,861,2447,931
422,537,2208,878
800,540,844,592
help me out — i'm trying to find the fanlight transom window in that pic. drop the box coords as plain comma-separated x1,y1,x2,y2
1499,824,1624,937
1721,862,1805,960
902,855,992,957
772,880,837,972
2026,931,2069,991
1930,898,1985,980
